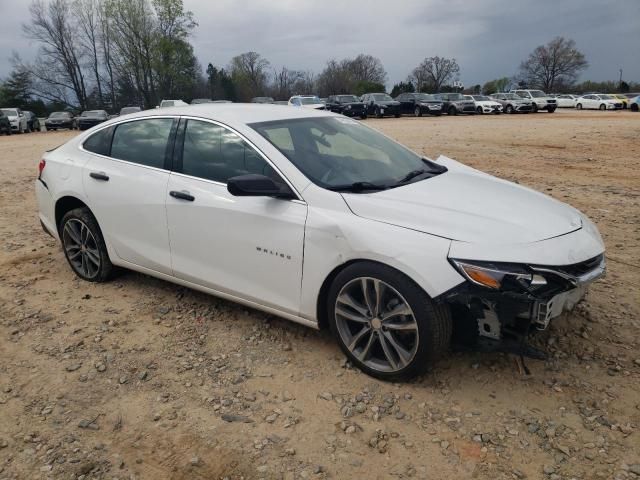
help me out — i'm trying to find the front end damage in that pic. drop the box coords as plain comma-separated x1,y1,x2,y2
442,254,606,359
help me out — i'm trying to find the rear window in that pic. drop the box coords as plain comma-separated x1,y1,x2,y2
111,118,174,169
83,126,114,156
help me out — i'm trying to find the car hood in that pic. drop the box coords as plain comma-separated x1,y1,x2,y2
376,101,400,106
342,102,365,107
341,156,583,244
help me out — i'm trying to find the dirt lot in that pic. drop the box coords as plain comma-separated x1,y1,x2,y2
0,109,638,480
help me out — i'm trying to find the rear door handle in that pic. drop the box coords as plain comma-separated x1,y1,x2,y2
89,172,109,181
169,190,195,202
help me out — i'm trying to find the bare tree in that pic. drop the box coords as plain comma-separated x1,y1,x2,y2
74,0,103,106
348,54,387,85
518,37,588,92
410,56,460,92
97,0,117,108
23,0,89,108
229,51,270,99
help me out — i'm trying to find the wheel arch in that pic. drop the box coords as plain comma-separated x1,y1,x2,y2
315,258,444,331
55,196,90,234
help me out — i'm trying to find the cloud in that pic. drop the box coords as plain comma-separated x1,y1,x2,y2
0,0,638,90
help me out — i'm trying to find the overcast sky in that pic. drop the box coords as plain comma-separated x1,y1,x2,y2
1,0,638,88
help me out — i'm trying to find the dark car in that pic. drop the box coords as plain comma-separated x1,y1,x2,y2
361,93,401,118
438,93,476,115
395,92,444,116
489,93,533,114
119,106,142,115
77,110,109,130
24,111,41,132
325,95,367,119
251,97,275,104
0,110,11,135
45,111,77,130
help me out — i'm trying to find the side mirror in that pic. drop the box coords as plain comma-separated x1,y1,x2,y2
227,174,295,199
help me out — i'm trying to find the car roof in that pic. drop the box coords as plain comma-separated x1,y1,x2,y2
107,103,334,125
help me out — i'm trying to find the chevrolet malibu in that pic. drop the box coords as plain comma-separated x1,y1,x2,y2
36,105,606,380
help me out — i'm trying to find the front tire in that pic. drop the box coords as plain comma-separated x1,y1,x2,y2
599,104,606,111
414,106,422,117
328,262,451,381
505,104,514,114
60,208,113,282
576,103,582,110
531,103,538,113
448,106,457,116
375,107,382,119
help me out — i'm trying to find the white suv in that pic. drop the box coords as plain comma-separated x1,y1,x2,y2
1,107,29,133
35,105,605,380
510,89,557,113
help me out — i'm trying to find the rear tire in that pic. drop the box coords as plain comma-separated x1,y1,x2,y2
505,105,514,114
60,207,114,283
599,104,606,111
328,261,452,381
576,103,582,110
631,103,639,112
448,106,457,115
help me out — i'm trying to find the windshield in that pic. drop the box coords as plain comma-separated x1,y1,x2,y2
300,97,321,105
416,94,439,101
372,94,393,101
120,107,140,114
529,90,546,98
250,117,446,191
81,110,105,117
338,95,359,103
504,93,522,100
473,95,490,101
50,112,70,118
447,93,464,101
599,94,613,100
1,109,17,116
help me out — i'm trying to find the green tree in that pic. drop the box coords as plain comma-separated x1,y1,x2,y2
482,77,510,94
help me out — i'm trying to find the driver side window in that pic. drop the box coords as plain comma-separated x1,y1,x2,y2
181,119,276,183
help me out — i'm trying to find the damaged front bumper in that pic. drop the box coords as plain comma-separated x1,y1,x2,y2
443,254,606,358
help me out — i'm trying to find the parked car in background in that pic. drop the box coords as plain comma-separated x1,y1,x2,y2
555,94,579,108
24,111,41,132
36,104,606,380
211,100,233,103
438,93,476,115
159,99,188,108
576,94,623,110
1,108,29,133
510,89,557,112
119,106,142,116
466,95,502,114
325,95,367,119
45,111,77,131
395,92,444,116
489,93,533,113
361,93,401,118
274,101,289,105
77,110,109,130
251,97,275,104
288,95,325,110
609,94,629,109
191,98,213,104
0,110,11,135
629,95,639,112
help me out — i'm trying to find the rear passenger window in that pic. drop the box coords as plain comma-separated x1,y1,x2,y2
83,126,114,156
181,119,275,183
110,118,173,169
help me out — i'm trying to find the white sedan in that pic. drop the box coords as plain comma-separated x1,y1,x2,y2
555,94,579,108
288,95,325,110
35,105,605,380
466,95,503,114
576,94,624,110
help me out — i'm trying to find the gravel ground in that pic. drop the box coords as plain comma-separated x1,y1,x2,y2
0,109,638,480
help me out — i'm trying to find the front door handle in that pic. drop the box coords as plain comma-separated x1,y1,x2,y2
89,172,109,181
169,190,195,202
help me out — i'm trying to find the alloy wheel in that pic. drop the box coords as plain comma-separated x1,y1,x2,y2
62,218,101,279
334,277,419,373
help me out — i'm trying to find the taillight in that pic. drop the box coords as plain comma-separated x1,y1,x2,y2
38,159,46,177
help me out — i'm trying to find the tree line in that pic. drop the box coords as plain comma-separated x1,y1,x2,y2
1,1,637,115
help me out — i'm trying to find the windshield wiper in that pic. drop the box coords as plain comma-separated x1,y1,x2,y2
327,181,388,193
397,169,427,183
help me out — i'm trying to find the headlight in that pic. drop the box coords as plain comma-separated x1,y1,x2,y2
450,259,546,290
345,105,351,110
